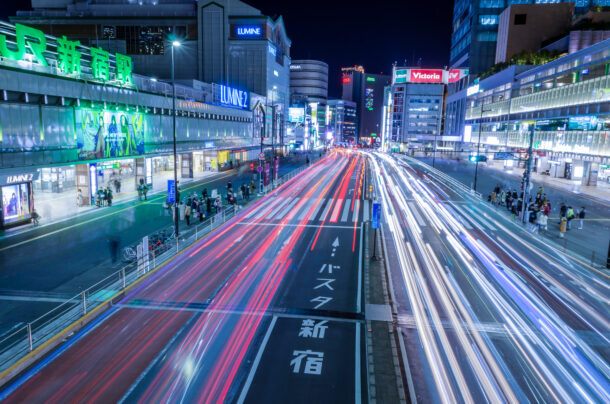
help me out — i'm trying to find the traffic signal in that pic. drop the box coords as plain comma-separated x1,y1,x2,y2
250,162,254,171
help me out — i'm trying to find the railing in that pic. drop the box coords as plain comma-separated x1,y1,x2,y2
0,161,312,378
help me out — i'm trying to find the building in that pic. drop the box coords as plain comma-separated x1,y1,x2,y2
495,3,574,64
290,60,329,104
385,68,469,150
327,100,357,144
463,39,610,186
341,67,390,143
450,0,600,76
0,21,259,229
12,0,291,151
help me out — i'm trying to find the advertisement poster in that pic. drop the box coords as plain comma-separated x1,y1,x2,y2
76,108,146,160
1,183,32,224
264,162,270,186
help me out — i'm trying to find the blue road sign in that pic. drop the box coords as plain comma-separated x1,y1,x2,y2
494,152,514,160
257,165,263,173
168,180,176,203
372,203,381,229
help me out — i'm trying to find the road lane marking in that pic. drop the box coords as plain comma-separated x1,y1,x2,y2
237,222,355,229
296,198,316,221
357,222,363,313
352,200,360,223
362,200,370,222
236,315,278,404
341,199,352,222
318,198,334,221
266,197,289,219
355,322,361,404
330,198,343,223
276,198,300,220
407,202,427,227
309,198,326,221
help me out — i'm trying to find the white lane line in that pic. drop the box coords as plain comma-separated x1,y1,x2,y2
357,222,363,313
341,198,352,222
355,321,362,404
0,295,69,303
237,222,355,229
308,198,326,221
276,197,300,220
253,201,276,220
330,198,344,223
296,198,313,221
237,315,278,404
318,198,334,221
363,200,370,222
352,200,360,223
407,202,427,227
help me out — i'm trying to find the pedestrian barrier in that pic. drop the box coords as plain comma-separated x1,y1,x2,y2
0,162,312,381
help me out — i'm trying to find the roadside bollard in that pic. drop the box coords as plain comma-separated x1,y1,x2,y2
122,268,126,289
27,323,33,351
82,291,87,315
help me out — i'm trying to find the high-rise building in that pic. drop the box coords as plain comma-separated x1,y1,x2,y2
327,100,357,144
341,67,390,143
450,0,599,76
290,60,329,104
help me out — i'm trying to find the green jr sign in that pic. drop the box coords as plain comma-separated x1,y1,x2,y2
0,22,133,85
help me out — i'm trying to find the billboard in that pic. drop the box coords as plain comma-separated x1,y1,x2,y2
409,69,443,83
448,69,468,83
75,108,146,160
289,107,305,123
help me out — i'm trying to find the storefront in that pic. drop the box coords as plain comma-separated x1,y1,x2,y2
0,170,37,229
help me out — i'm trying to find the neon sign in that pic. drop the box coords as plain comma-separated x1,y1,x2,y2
218,85,249,109
0,22,133,85
235,25,263,38
410,69,443,83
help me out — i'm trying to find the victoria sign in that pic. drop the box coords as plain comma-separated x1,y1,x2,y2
409,69,443,83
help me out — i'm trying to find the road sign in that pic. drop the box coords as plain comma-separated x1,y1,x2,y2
257,165,263,173
167,180,176,203
494,152,514,160
259,152,265,159
372,203,381,229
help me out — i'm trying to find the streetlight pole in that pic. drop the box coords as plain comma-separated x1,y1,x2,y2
432,85,445,168
473,106,491,192
171,40,181,236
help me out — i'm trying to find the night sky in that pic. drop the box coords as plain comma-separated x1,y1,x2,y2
0,0,455,97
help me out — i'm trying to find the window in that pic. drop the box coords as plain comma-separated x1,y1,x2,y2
477,31,498,41
479,15,499,25
479,0,504,8
514,14,527,25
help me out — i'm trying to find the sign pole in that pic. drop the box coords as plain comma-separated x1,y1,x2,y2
521,124,535,224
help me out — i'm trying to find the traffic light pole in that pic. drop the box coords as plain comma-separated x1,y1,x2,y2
520,124,535,223
473,108,484,192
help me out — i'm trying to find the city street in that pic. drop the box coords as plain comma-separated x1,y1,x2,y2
0,150,368,403
370,152,610,402
0,155,310,339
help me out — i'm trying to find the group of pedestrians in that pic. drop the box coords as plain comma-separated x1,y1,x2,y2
489,184,587,238
94,187,114,207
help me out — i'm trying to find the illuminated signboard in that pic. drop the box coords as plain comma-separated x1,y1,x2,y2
409,69,443,83
448,69,468,83
466,83,480,96
218,85,249,109
342,76,351,84
289,107,305,123
394,69,408,84
234,25,263,38
268,43,277,56
366,76,376,82
0,22,133,85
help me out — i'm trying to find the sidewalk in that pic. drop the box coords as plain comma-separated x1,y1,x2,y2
5,170,219,238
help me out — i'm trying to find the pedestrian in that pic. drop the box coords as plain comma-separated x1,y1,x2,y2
185,203,191,226
491,191,497,206
142,183,149,201
117,179,121,193
202,188,208,199
250,180,256,195
245,184,250,201
137,184,143,201
227,180,233,192
538,210,548,234
216,195,222,214
559,216,567,238
566,206,574,230
206,197,212,214
76,188,83,207
198,199,205,222
107,188,113,206
114,178,120,193
537,186,544,197
103,188,109,206
578,207,586,229
179,200,186,221
240,184,245,200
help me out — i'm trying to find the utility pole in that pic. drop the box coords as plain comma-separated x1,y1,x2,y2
432,85,445,168
521,124,535,223
171,40,181,237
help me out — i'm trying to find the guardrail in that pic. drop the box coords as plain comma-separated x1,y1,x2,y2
0,162,311,380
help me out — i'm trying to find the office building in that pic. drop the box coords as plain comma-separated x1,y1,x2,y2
327,100,357,144
463,39,610,185
341,67,390,143
450,0,600,76
290,60,329,104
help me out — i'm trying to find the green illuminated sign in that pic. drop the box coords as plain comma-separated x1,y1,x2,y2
366,77,376,82
371,133,377,137
0,22,133,86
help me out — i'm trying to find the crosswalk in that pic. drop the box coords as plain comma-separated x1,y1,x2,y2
243,197,367,224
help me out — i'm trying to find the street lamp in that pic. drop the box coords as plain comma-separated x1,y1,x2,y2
171,40,181,236
473,105,492,192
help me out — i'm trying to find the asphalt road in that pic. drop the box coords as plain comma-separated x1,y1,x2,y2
0,150,368,403
0,155,311,338
370,152,610,402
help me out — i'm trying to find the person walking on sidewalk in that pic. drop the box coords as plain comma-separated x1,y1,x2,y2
107,188,113,206
142,183,149,201
198,199,205,222
578,207,586,229
179,200,186,221
566,206,574,230
250,180,256,195
76,189,83,207
137,184,143,201
538,211,548,234
206,196,212,215
559,216,567,238
185,203,191,226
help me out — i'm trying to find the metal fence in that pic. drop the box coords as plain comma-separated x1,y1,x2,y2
0,163,310,377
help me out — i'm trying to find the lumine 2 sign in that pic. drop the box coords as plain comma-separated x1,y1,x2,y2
0,23,133,85
218,85,249,109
